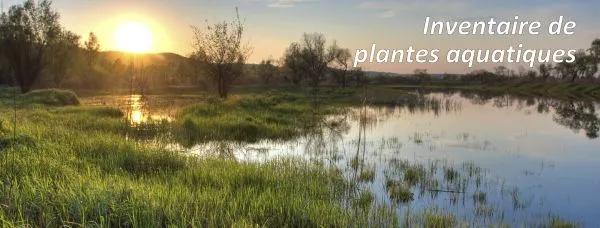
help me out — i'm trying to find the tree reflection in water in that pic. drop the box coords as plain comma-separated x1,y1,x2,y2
404,88,600,140
552,101,600,139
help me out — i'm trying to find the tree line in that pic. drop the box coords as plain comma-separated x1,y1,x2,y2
374,40,600,86
0,1,365,98
5,1,596,98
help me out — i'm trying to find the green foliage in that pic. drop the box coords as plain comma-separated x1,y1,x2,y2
0,0,62,93
403,166,426,186
0,96,397,227
472,191,487,204
422,210,457,228
385,179,413,204
359,169,375,182
21,89,80,106
175,93,338,144
352,190,374,210
190,10,250,98
546,217,579,228
444,167,460,182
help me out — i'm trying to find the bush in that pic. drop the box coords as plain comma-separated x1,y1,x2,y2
21,89,80,106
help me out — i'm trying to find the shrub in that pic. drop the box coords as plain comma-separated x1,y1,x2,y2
21,89,80,106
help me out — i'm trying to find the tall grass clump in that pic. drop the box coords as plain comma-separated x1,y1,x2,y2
21,89,81,106
175,93,342,144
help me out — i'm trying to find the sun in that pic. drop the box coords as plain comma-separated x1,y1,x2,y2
114,22,153,53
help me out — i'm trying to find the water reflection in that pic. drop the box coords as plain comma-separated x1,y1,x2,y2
409,89,600,139
552,101,600,139
83,94,202,126
127,95,145,125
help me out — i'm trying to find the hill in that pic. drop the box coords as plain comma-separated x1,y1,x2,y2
99,51,190,67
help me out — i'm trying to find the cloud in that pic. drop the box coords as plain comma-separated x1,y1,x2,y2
243,0,319,8
379,10,396,18
358,0,473,20
268,2,296,8
357,0,582,22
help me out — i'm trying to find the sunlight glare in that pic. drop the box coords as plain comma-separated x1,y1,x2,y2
115,22,153,53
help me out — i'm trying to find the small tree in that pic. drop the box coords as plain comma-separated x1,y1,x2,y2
589,39,600,64
83,32,100,88
48,30,80,88
0,0,61,93
84,32,100,68
191,9,250,98
538,63,552,79
590,39,600,79
282,33,337,89
525,70,537,80
299,33,330,88
282,42,305,85
573,50,588,82
327,41,351,87
257,58,278,85
494,66,508,77
413,68,430,83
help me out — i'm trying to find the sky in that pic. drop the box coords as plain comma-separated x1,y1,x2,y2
4,0,600,73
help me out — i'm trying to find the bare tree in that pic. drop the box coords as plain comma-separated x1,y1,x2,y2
327,41,351,87
190,8,250,98
0,0,61,93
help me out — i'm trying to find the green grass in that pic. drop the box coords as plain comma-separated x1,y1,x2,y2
175,92,344,144
385,179,414,204
422,211,456,228
0,86,586,227
472,191,487,204
546,217,580,228
0,88,399,227
0,87,80,106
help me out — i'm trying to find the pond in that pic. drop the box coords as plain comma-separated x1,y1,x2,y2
83,90,600,226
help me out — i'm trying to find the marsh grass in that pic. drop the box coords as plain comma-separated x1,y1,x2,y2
175,93,344,144
0,87,586,227
0,88,400,227
0,87,80,106
545,217,580,228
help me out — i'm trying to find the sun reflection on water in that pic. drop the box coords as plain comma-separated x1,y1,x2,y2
127,95,145,125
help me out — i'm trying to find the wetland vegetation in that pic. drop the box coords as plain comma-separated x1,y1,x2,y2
1,0,598,227
2,85,591,227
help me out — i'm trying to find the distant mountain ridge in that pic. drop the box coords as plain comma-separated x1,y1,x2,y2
99,51,189,67
98,51,413,77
